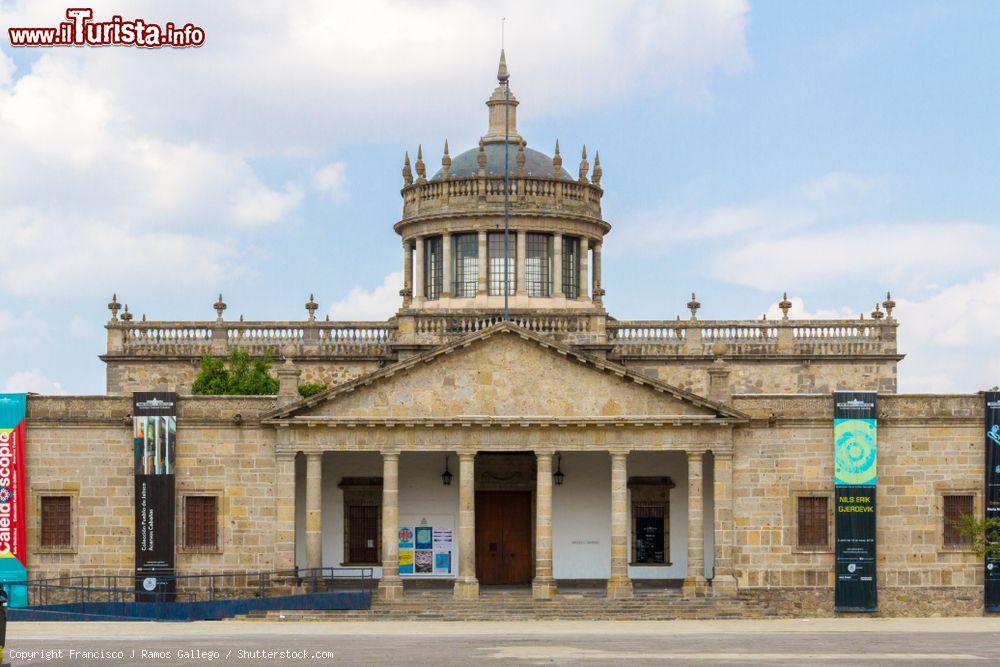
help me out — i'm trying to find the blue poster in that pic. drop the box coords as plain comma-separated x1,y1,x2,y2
415,526,432,550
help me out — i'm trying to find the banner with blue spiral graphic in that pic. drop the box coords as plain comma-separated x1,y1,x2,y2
985,391,1000,612
834,391,877,612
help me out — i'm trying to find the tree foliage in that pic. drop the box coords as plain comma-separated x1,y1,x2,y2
191,350,279,395
298,382,328,398
954,514,1000,560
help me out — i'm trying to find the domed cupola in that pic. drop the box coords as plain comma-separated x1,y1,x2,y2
395,51,610,315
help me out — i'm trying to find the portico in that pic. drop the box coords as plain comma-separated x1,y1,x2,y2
264,323,746,602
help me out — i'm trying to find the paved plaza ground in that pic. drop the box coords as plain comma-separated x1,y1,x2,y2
4,617,1000,665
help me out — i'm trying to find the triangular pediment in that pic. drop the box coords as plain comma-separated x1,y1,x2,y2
263,323,746,423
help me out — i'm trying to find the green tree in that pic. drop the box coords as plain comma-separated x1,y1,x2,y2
191,350,279,395
955,515,1000,560
298,382,328,398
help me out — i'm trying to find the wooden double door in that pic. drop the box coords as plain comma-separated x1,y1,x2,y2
475,491,532,585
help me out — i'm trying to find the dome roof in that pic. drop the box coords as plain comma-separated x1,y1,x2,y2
432,142,571,181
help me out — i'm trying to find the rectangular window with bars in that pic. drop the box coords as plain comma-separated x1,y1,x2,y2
797,496,829,549
40,496,72,548
525,233,552,297
184,496,218,549
943,495,974,546
347,504,380,564
487,232,516,296
562,236,580,299
424,236,443,300
632,502,668,564
452,233,479,298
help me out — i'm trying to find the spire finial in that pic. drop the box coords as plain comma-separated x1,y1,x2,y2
402,151,413,186
305,294,319,321
552,139,563,177
592,150,602,186
415,144,426,183
441,140,451,180
516,139,526,176
778,292,792,320
882,291,896,320
107,294,121,321
214,293,227,321
497,49,509,83
477,138,487,174
578,144,590,183
687,292,701,320
871,302,884,320
120,304,133,322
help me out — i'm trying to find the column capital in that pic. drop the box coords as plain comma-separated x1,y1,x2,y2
458,451,477,462
382,449,401,461
610,450,629,463
534,448,555,458
686,450,704,462
712,449,734,461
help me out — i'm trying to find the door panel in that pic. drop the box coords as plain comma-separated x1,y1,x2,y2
475,491,532,585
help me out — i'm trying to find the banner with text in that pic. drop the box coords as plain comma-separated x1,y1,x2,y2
0,394,28,607
986,391,1000,611
834,391,878,612
133,392,177,599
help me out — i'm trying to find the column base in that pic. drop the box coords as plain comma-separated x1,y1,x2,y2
710,573,739,597
378,577,404,602
453,577,479,600
606,576,634,599
532,577,557,599
682,575,708,598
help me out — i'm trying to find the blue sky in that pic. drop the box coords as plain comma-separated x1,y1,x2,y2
1,1,998,394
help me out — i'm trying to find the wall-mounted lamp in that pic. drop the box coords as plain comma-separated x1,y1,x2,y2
554,454,565,486
441,455,453,486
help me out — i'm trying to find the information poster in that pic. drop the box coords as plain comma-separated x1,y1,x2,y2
398,515,453,576
0,394,28,607
834,391,878,612
133,392,177,600
985,391,1000,611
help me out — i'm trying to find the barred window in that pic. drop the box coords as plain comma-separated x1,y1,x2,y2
797,496,828,549
40,496,71,548
488,232,516,296
452,233,479,298
184,496,218,549
632,502,668,564
562,236,580,299
525,233,552,297
943,495,974,546
424,236,443,300
347,505,380,564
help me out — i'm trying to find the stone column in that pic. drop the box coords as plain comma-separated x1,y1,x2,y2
274,452,297,570
442,232,453,298
578,237,589,301
304,452,323,570
533,450,557,598
379,451,403,601
454,452,479,599
477,230,488,296
552,234,564,298
592,240,604,305
606,451,633,599
712,451,739,596
413,236,425,301
402,240,413,308
516,230,527,297
684,450,706,597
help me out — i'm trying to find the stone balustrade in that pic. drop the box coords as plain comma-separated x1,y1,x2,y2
106,314,898,361
401,175,603,221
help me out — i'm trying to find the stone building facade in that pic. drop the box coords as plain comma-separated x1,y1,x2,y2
19,54,991,616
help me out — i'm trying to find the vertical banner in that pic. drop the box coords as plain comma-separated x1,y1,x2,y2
834,391,878,612
0,394,28,608
986,391,1000,612
133,392,177,600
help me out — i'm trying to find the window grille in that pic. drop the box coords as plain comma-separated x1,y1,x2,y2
424,236,443,300
347,505,380,563
40,496,71,548
525,233,552,297
797,496,829,548
488,232,516,295
452,233,479,298
943,495,974,546
632,503,668,564
184,496,218,549
562,236,580,298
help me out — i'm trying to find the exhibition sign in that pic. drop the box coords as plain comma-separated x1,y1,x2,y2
398,515,453,576
834,390,878,612
986,391,1000,611
133,392,177,599
0,394,28,607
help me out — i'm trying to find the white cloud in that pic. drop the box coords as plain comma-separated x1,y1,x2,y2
328,272,402,320
0,52,14,88
761,296,858,321
312,162,349,203
229,183,303,228
5,369,65,395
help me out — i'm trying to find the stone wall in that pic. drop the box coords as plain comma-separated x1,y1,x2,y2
730,394,985,613
24,395,280,580
752,586,985,617
624,358,898,396
105,358,381,394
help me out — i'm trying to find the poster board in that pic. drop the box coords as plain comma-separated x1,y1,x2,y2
398,514,454,576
